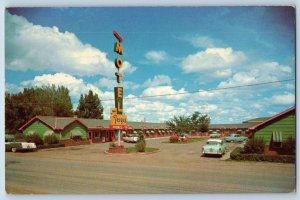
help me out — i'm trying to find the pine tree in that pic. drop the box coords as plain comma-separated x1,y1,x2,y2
76,90,104,119
5,85,74,134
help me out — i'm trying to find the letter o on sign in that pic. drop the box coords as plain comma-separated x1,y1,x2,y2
115,57,123,69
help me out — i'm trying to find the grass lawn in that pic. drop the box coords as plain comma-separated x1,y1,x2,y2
126,147,159,153
162,137,205,144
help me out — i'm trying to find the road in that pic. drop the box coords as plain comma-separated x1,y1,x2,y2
5,137,295,194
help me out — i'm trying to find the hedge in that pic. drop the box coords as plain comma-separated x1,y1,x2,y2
230,147,295,163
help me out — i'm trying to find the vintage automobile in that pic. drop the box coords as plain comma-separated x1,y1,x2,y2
225,134,248,143
209,131,221,138
122,133,139,143
179,133,189,142
5,142,37,152
202,139,226,157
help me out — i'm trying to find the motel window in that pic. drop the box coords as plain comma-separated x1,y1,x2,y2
271,131,283,149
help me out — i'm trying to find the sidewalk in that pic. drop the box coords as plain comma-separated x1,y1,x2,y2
220,141,246,161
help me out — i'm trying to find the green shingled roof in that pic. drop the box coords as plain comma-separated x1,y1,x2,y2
35,116,169,130
242,117,270,123
38,116,75,129
209,122,257,129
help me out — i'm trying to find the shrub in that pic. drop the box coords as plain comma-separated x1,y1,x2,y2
135,131,146,152
169,134,179,143
137,131,145,142
25,133,44,146
279,137,295,155
230,147,295,163
135,140,146,152
242,137,265,154
44,134,59,145
15,133,26,142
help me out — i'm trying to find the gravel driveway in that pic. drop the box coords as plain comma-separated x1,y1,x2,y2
5,137,295,194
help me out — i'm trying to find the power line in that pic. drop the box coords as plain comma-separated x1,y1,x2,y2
101,78,295,101
5,79,295,105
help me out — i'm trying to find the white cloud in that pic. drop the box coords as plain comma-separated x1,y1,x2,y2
124,98,178,123
98,74,172,91
285,83,295,90
181,48,246,78
17,72,116,116
21,73,98,97
184,35,216,49
19,73,115,101
252,103,264,110
141,86,187,100
143,75,172,87
145,50,167,63
195,90,221,100
97,77,140,90
5,83,23,93
97,78,116,89
218,62,292,88
270,92,295,105
5,11,136,76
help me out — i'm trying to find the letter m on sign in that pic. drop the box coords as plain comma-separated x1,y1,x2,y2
114,42,123,55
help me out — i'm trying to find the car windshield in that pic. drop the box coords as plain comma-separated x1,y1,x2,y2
206,141,220,145
129,134,138,137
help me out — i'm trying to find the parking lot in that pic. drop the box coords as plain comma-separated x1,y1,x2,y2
5,137,295,194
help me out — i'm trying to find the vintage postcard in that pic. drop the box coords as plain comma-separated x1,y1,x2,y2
5,7,295,194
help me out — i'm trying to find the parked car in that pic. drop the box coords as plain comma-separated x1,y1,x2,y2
209,131,221,138
179,133,189,142
122,134,139,143
202,139,226,157
5,142,37,152
225,134,248,143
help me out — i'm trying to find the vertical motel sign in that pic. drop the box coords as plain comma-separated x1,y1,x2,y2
110,31,127,128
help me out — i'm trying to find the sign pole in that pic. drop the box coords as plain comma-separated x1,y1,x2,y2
118,129,121,146
110,30,127,147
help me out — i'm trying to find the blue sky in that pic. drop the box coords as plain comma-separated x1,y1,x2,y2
5,7,295,123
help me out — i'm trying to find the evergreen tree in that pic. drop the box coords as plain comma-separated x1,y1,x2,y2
76,90,104,119
5,85,74,134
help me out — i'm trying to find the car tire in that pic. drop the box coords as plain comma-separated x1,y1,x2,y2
11,147,17,153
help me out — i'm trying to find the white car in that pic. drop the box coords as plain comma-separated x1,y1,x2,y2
202,139,226,157
5,142,37,152
122,134,139,143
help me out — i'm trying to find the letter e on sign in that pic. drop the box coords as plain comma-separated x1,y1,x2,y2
117,87,123,98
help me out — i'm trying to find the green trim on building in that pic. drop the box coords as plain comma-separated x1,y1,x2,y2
23,120,53,139
61,122,88,140
255,114,295,144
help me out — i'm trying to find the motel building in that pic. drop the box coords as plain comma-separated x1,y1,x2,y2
18,116,174,146
18,106,295,147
